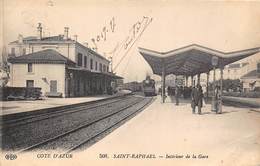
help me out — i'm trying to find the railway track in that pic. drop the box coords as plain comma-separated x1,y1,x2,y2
20,97,153,153
67,97,154,153
1,95,130,129
2,95,154,152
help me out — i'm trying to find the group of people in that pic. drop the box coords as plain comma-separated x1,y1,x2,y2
162,84,222,115
167,86,193,99
162,84,205,115
191,84,223,114
166,85,197,106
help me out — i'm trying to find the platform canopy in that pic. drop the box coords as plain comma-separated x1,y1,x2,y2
138,44,260,76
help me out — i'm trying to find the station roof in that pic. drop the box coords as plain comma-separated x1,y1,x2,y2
138,44,260,76
8,49,75,66
9,35,109,62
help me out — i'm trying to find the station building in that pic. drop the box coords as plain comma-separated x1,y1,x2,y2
241,62,260,92
8,23,122,97
223,62,250,80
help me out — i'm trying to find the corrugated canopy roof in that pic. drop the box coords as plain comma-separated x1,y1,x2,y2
139,44,260,76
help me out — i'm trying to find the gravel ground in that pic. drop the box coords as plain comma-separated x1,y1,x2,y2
1,97,125,128
31,97,152,152
2,95,142,151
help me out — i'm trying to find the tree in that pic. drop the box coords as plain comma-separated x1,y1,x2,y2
209,79,242,92
0,46,10,87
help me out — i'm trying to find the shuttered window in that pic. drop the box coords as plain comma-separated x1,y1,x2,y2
90,59,93,69
77,53,83,66
84,56,87,68
28,63,33,72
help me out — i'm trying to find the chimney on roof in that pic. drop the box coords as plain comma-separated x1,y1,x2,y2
64,27,69,40
92,47,98,52
18,34,23,44
84,42,88,48
74,35,78,42
37,23,43,40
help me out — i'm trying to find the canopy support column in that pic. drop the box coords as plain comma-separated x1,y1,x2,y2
206,72,209,98
197,74,201,85
185,75,188,86
211,67,216,112
191,76,194,87
161,64,166,103
219,67,223,114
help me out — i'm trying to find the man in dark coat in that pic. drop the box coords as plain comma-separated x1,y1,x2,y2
175,86,180,105
191,84,203,114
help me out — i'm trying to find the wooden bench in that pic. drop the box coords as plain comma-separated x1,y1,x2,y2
45,92,63,98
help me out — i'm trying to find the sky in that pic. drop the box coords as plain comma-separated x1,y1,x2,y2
2,0,260,82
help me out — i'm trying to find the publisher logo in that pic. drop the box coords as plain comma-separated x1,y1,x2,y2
5,154,17,160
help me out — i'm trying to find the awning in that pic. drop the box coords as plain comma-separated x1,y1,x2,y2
67,67,123,79
139,44,260,76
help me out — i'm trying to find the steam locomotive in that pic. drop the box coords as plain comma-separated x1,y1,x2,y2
142,76,156,96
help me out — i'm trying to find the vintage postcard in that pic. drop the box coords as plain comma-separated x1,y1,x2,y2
1,0,260,166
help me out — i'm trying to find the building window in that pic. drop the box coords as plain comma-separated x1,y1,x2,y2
11,48,15,55
77,53,83,66
84,56,87,68
103,65,106,72
99,63,102,72
23,48,26,55
107,66,109,72
50,80,57,93
28,63,33,72
26,80,34,88
95,61,97,70
90,59,93,70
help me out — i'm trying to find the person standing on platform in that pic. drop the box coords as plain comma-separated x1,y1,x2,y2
215,85,221,113
191,84,203,114
191,86,196,114
160,87,167,102
175,86,180,105
197,84,204,114
168,86,174,103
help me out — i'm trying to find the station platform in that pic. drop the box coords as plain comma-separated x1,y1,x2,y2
74,96,260,166
0,90,131,116
2,95,260,166
223,96,260,108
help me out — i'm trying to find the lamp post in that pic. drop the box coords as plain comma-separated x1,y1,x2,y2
211,56,218,112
